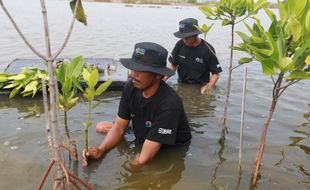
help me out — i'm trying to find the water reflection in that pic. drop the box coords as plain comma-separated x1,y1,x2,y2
116,145,188,190
81,133,188,190
173,83,217,134
0,95,43,119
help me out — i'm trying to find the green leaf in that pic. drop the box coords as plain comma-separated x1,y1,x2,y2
286,70,310,80
278,1,287,23
248,44,273,56
261,59,277,75
239,57,253,64
62,77,73,94
68,56,84,78
22,80,38,93
222,19,232,26
264,8,276,22
294,0,307,18
0,75,8,83
95,80,112,96
285,17,302,42
72,78,84,92
70,0,87,25
8,74,26,80
89,69,99,89
83,88,95,102
56,63,66,85
22,91,33,97
278,57,294,72
9,88,20,99
305,10,310,32
82,68,91,85
236,31,250,43
253,0,269,13
199,6,215,17
276,32,285,60
243,21,256,36
250,36,266,44
4,80,21,89
197,23,214,35
67,97,79,110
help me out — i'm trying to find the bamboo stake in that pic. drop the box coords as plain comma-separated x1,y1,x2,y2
239,67,247,168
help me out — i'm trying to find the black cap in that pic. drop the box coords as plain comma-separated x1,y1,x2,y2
120,42,175,77
174,18,202,38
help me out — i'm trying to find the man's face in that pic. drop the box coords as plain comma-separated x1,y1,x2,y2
182,35,196,47
130,70,156,89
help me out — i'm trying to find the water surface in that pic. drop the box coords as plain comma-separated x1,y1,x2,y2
0,1,309,189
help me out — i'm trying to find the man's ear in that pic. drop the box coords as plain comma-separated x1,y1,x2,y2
155,74,163,80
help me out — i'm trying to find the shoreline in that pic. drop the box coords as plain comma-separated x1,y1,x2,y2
83,0,278,8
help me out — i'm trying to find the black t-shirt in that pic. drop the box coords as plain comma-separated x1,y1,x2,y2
118,80,191,145
169,39,222,84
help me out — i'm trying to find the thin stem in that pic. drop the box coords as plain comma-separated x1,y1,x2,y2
0,1,46,60
221,22,235,132
239,67,247,168
85,101,92,151
42,78,54,160
38,160,55,190
278,79,300,97
64,110,71,139
40,0,52,58
52,0,79,60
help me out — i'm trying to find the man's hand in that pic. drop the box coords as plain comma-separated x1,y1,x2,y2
82,147,103,166
200,83,213,94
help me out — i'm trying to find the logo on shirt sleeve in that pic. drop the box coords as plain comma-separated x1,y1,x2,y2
158,128,172,134
145,121,152,128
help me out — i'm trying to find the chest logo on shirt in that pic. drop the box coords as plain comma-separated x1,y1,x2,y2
145,121,152,128
195,57,204,64
158,128,172,134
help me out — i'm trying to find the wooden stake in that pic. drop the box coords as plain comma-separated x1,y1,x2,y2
239,67,247,168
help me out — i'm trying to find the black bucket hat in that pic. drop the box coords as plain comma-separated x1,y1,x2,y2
174,18,202,39
120,42,175,77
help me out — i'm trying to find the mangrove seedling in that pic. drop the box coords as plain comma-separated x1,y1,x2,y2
3,68,49,98
82,67,112,163
199,0,269,138
55,56,84,161
233,0,310,184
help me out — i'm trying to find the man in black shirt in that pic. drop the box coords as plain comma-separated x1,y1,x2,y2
83,42,191,167
165,18,222,94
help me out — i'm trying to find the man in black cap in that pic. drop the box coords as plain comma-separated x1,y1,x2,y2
165,18,222,94
83,42,191,167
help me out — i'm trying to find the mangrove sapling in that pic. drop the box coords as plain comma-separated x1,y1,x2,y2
1,0,95,189
55,56,84,161
199,0,269,139
81,67,112,165
3,68,49,98
233,0,310,184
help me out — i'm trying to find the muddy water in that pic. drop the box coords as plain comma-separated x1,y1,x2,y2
0,0,309,189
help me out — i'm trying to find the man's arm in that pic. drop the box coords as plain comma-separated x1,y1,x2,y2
163,64,177,81
82,116,129,166
200,73,219,94
130,139,161,169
